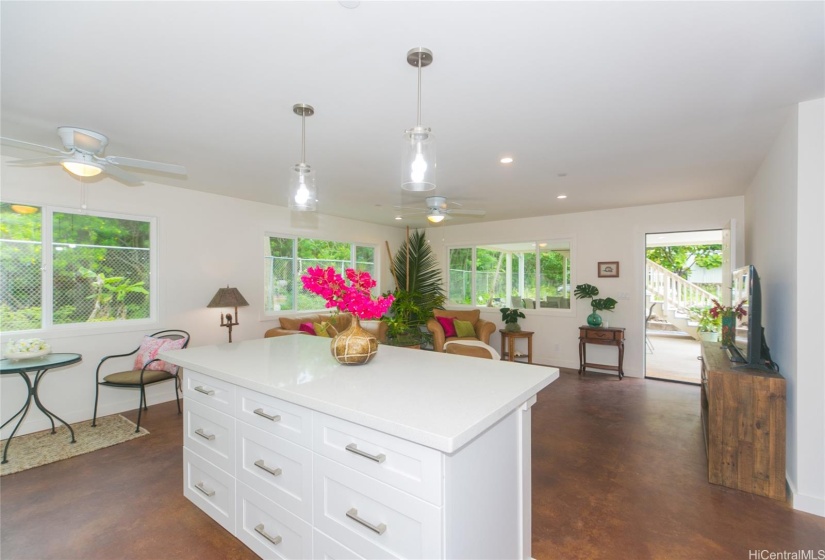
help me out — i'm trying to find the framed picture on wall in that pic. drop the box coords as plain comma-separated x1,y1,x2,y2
598,261,620,278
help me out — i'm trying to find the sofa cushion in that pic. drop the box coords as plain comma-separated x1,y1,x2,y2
436,316,457,338
313,321,338,337
433,308,480,326
299,322,317,335
454,319,476,338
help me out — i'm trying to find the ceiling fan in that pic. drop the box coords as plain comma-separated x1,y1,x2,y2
395,196,486,224
0,126,187,185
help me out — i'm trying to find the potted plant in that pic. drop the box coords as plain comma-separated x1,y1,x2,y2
691,306,720,342
573,283,617,327
500,307,526,332
384,229,446,347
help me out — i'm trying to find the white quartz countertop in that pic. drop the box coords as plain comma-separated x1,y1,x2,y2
161,336,558,453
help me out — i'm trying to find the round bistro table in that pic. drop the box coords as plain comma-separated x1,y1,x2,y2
0,353,82,464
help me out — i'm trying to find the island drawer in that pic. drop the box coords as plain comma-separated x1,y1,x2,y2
313,413,443,506
184,399,235,475
184,370,235,415
235,482,312,560
184,448,235,534
313,529,364,559
313,456,441,560
236,387,312,448
236,422,313,522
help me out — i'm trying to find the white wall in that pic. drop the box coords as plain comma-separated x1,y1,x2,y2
0,158,406,438
745,98,825,517
428,197,745,375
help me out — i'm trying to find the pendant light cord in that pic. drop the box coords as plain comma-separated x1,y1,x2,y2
416,57,423,127
301,113,306,165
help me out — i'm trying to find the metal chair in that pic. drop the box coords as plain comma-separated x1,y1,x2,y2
92,330,190,432
645,303,656,352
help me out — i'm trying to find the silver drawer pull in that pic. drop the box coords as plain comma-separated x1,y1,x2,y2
254,459,282,477
194,386,215,396
194,482,215,497
195,428,215,441
254,524,282,545
253,408,281,422
345,443,386,463
346,508,386,535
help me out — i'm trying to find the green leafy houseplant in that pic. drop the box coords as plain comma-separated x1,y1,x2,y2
500,307,526,332
573,283,617,327
385,229,446,347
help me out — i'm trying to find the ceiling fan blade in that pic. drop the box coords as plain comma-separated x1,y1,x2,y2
9,155,66,166
105,156,187,175
0,137,68,155
101,163,144,186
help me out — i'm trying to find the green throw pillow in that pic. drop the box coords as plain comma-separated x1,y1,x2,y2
454,319,475,338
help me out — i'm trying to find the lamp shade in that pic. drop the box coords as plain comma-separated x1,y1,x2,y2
288,163,317,211
207,287,249,308
401,127,436,192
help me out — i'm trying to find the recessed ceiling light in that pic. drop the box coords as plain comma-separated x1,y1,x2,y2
557,195,567,199
395,215,402,220
500,157,514,164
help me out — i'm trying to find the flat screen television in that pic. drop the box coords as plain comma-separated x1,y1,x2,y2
728,265,776,371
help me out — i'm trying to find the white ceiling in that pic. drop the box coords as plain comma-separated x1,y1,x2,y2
1,1,822,228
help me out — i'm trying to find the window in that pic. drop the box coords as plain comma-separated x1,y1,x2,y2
265,236,377,313
447,239,573,311
0,203,156,333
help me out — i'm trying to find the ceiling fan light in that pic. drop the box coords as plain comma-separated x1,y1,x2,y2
427,211,445,223
61,160,102,177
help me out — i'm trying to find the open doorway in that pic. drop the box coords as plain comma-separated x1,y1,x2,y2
644,230,724,384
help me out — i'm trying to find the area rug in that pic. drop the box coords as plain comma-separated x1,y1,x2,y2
0,414,148,476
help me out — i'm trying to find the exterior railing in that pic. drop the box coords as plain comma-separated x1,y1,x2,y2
646,259,716,314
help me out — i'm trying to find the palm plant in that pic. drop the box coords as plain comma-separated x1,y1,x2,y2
386,229,446,345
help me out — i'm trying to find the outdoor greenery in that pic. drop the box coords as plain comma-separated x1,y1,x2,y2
646,244,722,279
690,306,720,333
386,229,445,345
449,242,571,307
1,203,152,332
267,236,375,312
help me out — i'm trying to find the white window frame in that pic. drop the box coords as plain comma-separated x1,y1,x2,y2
1,204,158,336
263,233,379,316
445,237,576,315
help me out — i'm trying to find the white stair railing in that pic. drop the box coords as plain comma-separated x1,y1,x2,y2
646,259,716,314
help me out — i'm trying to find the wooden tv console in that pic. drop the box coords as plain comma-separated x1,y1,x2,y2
700,342,786,500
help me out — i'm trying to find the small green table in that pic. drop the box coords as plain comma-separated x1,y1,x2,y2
1,353,82,464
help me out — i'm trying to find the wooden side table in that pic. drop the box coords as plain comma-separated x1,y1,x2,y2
499,330,534,364
578,326,625,379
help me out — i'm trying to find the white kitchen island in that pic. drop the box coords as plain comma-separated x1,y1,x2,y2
161,335,558,560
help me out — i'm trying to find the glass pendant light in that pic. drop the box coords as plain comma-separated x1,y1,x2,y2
288,103,317,211
402,48,436,192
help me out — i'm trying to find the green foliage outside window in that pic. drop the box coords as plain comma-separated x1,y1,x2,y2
1,203,153,332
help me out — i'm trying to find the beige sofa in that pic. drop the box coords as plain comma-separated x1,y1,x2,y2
426,308,496,353
264,312,388,343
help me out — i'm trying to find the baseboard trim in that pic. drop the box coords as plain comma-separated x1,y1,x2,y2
788,478,825,517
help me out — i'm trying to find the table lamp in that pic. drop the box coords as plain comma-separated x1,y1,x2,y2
207,286,249,343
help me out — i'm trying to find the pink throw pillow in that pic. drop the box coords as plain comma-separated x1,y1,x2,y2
436,316,457,338
299,322,317,335
133,336,186,374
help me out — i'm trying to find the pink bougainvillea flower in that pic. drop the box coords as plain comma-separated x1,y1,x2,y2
301,266,393,320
